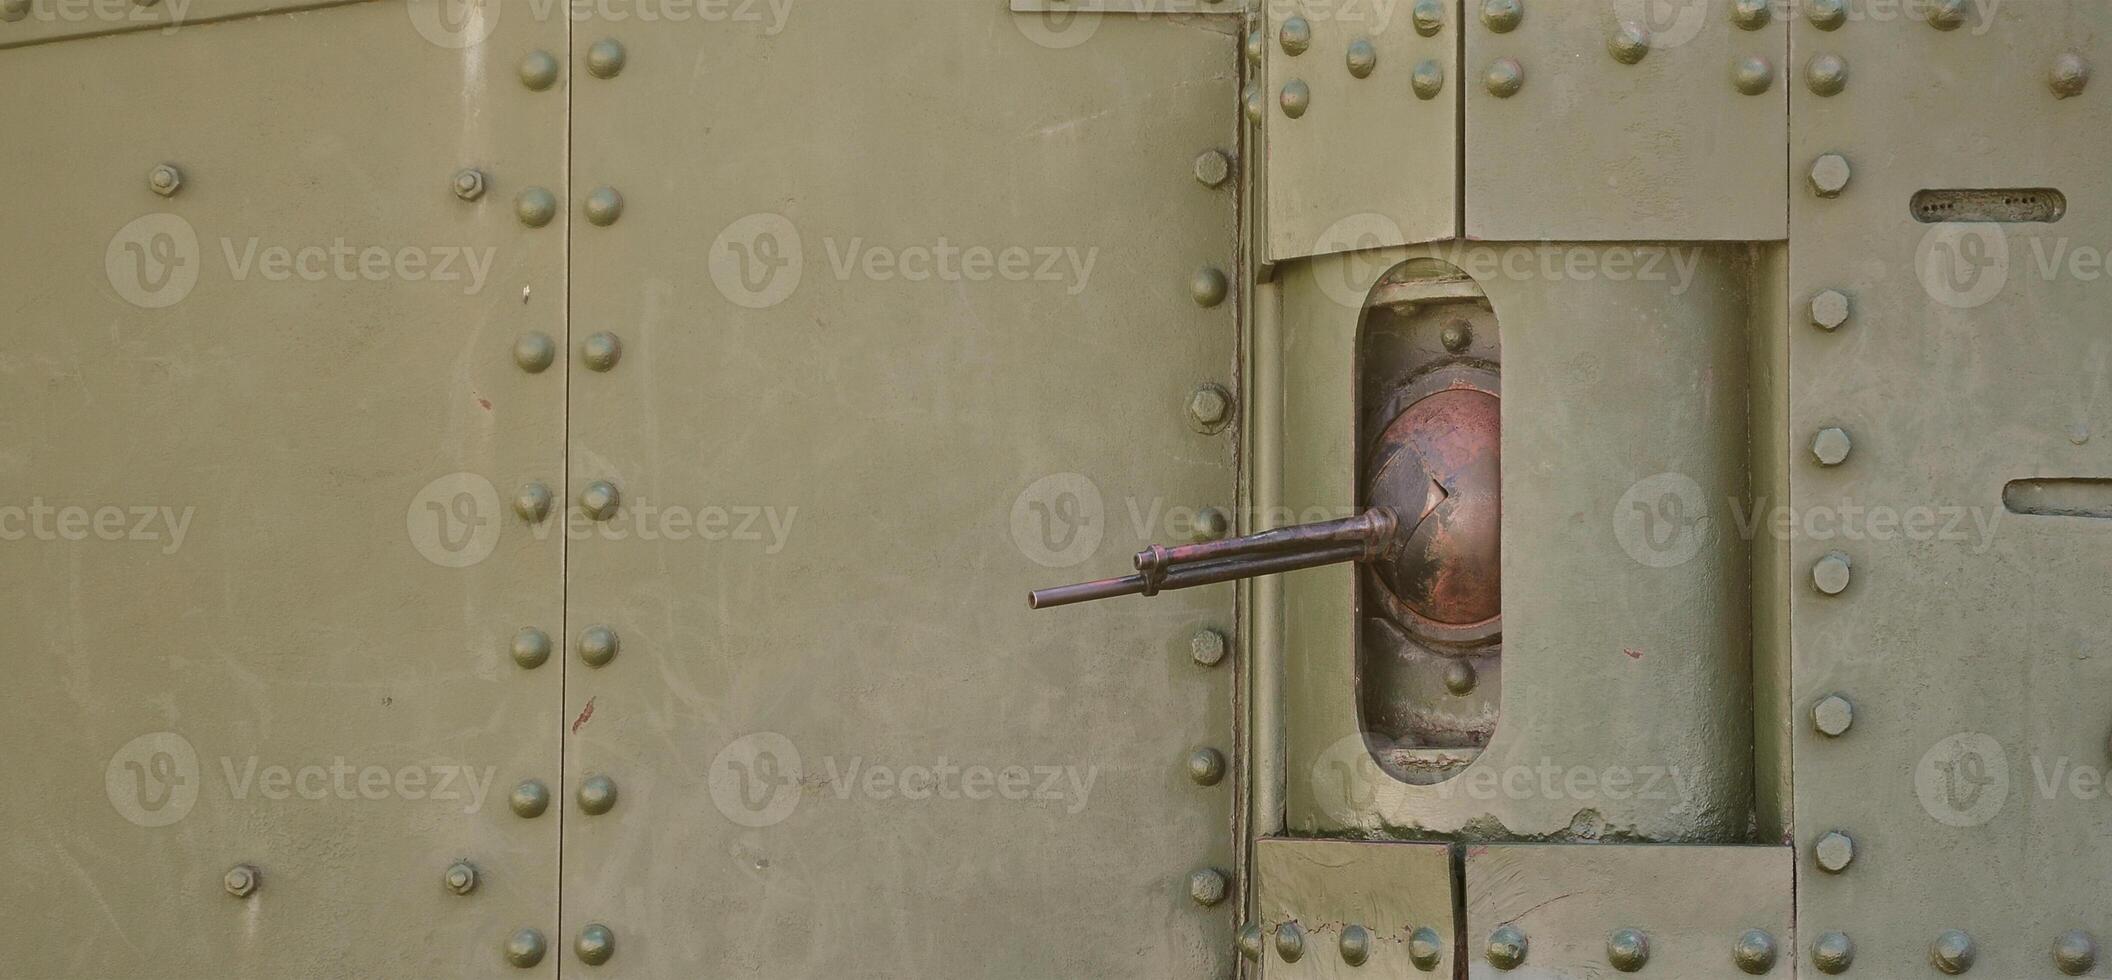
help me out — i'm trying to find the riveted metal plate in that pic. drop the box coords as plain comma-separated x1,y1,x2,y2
1256,838,1456,980
0,0,367,50
1009,0,1238,11
1280,244,1754,842
1462,844,1793,979
1787,3,2112,975
1465,1,1788,240
563,3,1239,976
1264,0,1458,261
0,3,567,977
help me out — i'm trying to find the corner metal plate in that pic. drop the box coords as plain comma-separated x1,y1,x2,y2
1256,838,1457,979
1464,1,1788,241
1463,844,1793,979
1787,3,2112,975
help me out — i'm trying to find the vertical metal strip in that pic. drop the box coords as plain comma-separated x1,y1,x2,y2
1251,278,1284,842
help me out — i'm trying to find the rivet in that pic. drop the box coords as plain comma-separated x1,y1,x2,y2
510,779,551,818
1444,660,1477,696
1409,926,1445,971
1413,60,1446,100
222,864,259,898
1194,149,1232,188
1734,929,1779,975
577,774,619,815
576,923,616,966
578,625,620,668
1813,551,1851,595
1191,267,1230,307
584,187,624,227
1607,928,1650,972
1280,79,1311,118
1189,383,1234,432
1813,830,1855,873
1733,56,1775,95
452,168,488,202
1932,930,1976,974
445,861,478,896
1812,427,1852,466
586,38,626,79
512,627,552,669
1346,38,1377,78
1812,931,1855,974
516,188,559,228
1340,924,1372,967
1187,747,1227,785
1485,58,1524,98
1195,507,1232,541
1279,15,1311,55
514,482,554,524
518,50,561,91
1188,868,1228,907
1925,0,1967,31
1441,321,1473,352
513,332,557,373
505,927,548,968
2051,53,2091,99
580,481,621,522
1810,289,1850,330
1813,694,1854,736
1808,0,1847,30
148,163,184,198
1244,83,1265,124
1806,53,1848,96
0,0,26,22
1480,0,1521,33
1808,153,1851,198
1276,922,1307,962
1608,23,1649,65
1487,925,1528,970
1192,628,1228,667
1237,923,1266,960
2055,929,2099,975
1730,0,1770,30
580,331,623,372
1244,28,1263,64
1412,0,1444,36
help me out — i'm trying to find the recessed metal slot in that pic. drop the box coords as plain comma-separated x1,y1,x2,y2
2004,478,2112,518
1911,188,2065,223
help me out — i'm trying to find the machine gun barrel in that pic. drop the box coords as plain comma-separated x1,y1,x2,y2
1027,507,1399,610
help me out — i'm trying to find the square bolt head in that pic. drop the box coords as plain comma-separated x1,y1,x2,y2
1814,830,1855,873
1809,153,1851,197
1811,289,1851,331
1812,427,1852,466
1812,694,1854,736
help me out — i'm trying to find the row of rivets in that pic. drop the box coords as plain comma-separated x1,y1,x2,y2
513,332,622,375
502,925,616,968
1476,925,1779,973
507,776,619,817
1239,920,1446,970
1804,927,2111,975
